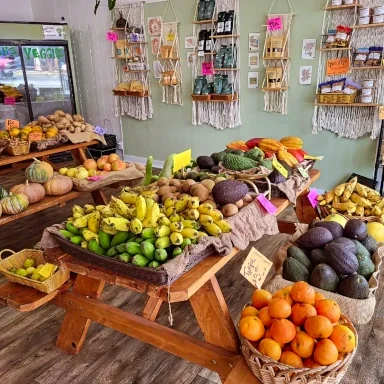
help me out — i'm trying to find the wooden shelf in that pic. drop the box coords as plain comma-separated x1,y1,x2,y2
263,56,290,60
123,69,149,73
262,87,289,91
324,4,360,10
158,57,180,60
352,23,384,29
193,19,217,24
194,99,239,103
315,103,379,107
320,47,351,51
214,68,240,71
210,35,240,39
204,52,217,55
351,66,384,70
113,94,149,98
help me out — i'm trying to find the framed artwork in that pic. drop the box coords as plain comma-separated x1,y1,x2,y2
151,37,160,55
299,65,313,85
147,16,162,36
185,36,197,49
153,60,162,79
249,32,260,51
162,22,177,46
248,72,259,89
187,52,196,68
248,52,260,69
301,39,316,60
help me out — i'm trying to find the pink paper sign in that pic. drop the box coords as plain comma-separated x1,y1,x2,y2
307,188,319,208
267,17,282,31
202,62,214,75
107,31,119,42
257,194,277,215
4,96,16,105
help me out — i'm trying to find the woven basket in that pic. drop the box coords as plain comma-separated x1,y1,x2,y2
316,93,357,105
4,141,30,156
0,249,70,294
319,206,381,223
240,314,357,384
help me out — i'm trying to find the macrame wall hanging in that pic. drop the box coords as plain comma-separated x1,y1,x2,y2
111,2,153,120
191,0,241,130
262,0,294,115
312,0,384,139
157,0,183,106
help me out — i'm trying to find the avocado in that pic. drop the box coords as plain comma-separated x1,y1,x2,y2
332,237,357,253
213,151,227,165
197,156,215,170
314,221,343,239
337,274,370,299
258,159,273,171
212,180,248,205
308,249,327,266
287,246,313,272
352,240,371,259
308,219,320,230
186,172,199,181
297,227,334,250
360,234,378,255
283,257,310,282
324,243,359,275
269,168,287,184
310,264,339,292
344,219,368,240
356,251,375,280
211,166,222,174
211,152,218,160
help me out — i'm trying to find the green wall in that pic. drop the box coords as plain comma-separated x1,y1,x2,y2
121,0,377,191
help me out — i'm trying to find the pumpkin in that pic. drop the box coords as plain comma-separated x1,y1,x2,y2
0,186,9,200
43,175,73,196
1,193,29,215
10,181,46,204
25,158,54,183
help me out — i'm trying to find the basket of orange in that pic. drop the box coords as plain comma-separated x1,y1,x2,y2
239,282,357,384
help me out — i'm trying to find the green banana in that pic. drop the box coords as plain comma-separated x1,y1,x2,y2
70,236,84,245
88,239,105,255
155,249,168,262
59,229,74,239
65,222,80,235
106,246,119,257
111,231,131,247
132,254,149,267
141,228,156,239
141,241,155,261
126,242,143,256
155,236,171,249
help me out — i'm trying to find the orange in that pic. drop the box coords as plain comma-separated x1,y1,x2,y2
258,307,274,327
314,292,326,302
270,319,297,344
291,281,315,305
265,328,284,348
279,351,303,368
273,287,293,306
268,298,292,319
315,300,341,323
283,344,293,352
329,324,356,353
252,289,272,309
303,357,321,369
291,331,315,358
305,315,333,339
314,339,338,366
291,303,317,326
239,316,265,342
241,306,258,319
259,338,282,361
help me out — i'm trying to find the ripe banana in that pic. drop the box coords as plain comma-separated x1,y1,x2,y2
199,214,213,226
165,207,176,217
131,185,159,198
187,197,200,210
72,205,85,216
81,241,88,249
136,195,147,221
155,236,172,249
198,203,213,214
181,220,201,230
181,228,198,239
130,218,143,234
73,212,84,219
203,223,222,237
110,196,130,217
164,197,176,210
120,191,138,205
96,205,106,211
175,199,189,213
170,222,183,232
102,217,130,232
214,220,232,233
83,229,99,243
181,209,199,221
142,202,160,228
73,214,91,229
145,198,155,211
101,205,114,219
169,213,181,223
155,225,171,238
88,211,101,234
208,209,223,222
170,232,183,245
83,204,95,214
100,223,118,236
158,216,171,226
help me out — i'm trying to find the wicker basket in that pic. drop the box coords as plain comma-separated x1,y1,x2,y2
316,93,357,105
4,141,30,156
319,206,381,223
0,249,70,294
240,314,357,384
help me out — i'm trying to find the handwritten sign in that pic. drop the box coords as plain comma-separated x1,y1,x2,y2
308,188,319,208
5,119,19,130
272,157,288,178
198,50,205,57
326,57,350,76
28,132,43,142
173,149,192,173
43,25,64,40
298,166,309,179
240,247,273,289
4,96,16,105
107,31,119,42
202,62,214,76
267,17,282,31
257,193,277,215
379,106,384,120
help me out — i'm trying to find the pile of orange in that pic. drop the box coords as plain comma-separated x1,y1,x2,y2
239,281,356,369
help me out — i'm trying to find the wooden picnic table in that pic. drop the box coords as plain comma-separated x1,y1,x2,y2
0,169,321,384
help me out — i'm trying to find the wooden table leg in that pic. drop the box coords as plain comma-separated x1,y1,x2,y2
295,189,318,224
190,276,240,354
223,357,261,384
56,275,105,355
142,296,163,321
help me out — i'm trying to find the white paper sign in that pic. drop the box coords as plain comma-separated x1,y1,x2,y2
43,25,65,40
240,248,273,288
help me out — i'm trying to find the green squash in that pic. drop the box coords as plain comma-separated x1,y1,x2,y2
25,158,54,183
0,186,9,200
1,193,29,215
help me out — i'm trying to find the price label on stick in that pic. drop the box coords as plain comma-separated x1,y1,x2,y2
307,188,319,208
257,193,277,215
272,156,288,178
267,17,282,31
240,247,273,289
379,105,384,120
5,119,19,130
298,166,309,179
173,149,192,173
107,31,119,42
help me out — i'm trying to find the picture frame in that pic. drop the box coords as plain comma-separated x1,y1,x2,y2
147,16,162,36
248,72,259,89
249,32,260,52
248,52,260,69
299,65,313,85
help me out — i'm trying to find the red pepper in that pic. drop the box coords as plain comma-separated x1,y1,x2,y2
246,138,264,149
288,149,305,163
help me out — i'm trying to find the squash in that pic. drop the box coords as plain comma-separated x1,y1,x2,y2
43,175,73,196
1,193,29,215
0,186,9,200
258,139,286,153
25,158,54,183
10,181,45,204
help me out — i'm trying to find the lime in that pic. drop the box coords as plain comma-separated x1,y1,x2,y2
36,264,44,270
30,273,41,281
9,268,17,274
15,268,28,277
26,267,36,276
23,258,35,269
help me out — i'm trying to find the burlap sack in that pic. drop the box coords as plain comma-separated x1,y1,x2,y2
66,132,107,145
71,165,144,192
263,224,384,324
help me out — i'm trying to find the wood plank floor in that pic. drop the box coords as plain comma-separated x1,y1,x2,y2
0,163,382,384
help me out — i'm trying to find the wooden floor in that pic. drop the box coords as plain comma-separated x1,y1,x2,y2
0,165,383,384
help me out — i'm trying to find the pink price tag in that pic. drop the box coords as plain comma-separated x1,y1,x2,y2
202,62,214,75
4,96,16,105
267,17,282,31
257,194,277,215
107,31,119,42
307,188,319,208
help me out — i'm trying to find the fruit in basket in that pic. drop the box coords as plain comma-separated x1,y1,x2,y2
0,193,29,215
291,281,315,304
283,257,310,283
305,315,333,339
252,289,272,309
313,339,338,366
25,158,54,183
270,319,296,344
314,221,343,239
297,227,333,250
239,316,265,342
43,175,73,196
308,249,327,266
59,168,69,176
329,324,356,353
83,159,97,171
15,268,28,277
291,303,317,326
259,338,282,361
279,351,303,368
337,274,370,299
279,136,303,150
344,219,367,240
66,168,78,178
75,168,89,180
212,180,248,205
315,299,341,323
324,243,359,275
366,222,384,242
222,153,258,171
23,258,35,268
9,128,20,138
287,246,313,273
310,264,339,293
111,160,126,171
10,181,46,204
360,234,378,254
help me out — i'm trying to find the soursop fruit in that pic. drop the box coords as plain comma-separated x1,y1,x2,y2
258,159,273,171
223,154,258,171
245,148,264,162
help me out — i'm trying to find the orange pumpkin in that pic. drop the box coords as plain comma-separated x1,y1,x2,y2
329,324,356,353
239,316,265,342
279,351,303,368
315,300,341,323
291,331,315,358
252,289,272,309
290,281,315,305
259,338,282,361
270,319,297,344
305,315,333,339
258,307,274,327
268,298,292,319
314,339,338,366
291,303,317,326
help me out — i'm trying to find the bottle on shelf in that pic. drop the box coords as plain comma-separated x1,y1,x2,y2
224,10,235,35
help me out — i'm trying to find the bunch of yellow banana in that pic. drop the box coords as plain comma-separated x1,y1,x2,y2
120,185,159,203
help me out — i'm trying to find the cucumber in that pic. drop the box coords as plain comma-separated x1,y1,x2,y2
132,254,149,267
118,253,131,263
111,231,131,247
99,229,112,250
106,246,118,257
88,239,106,256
